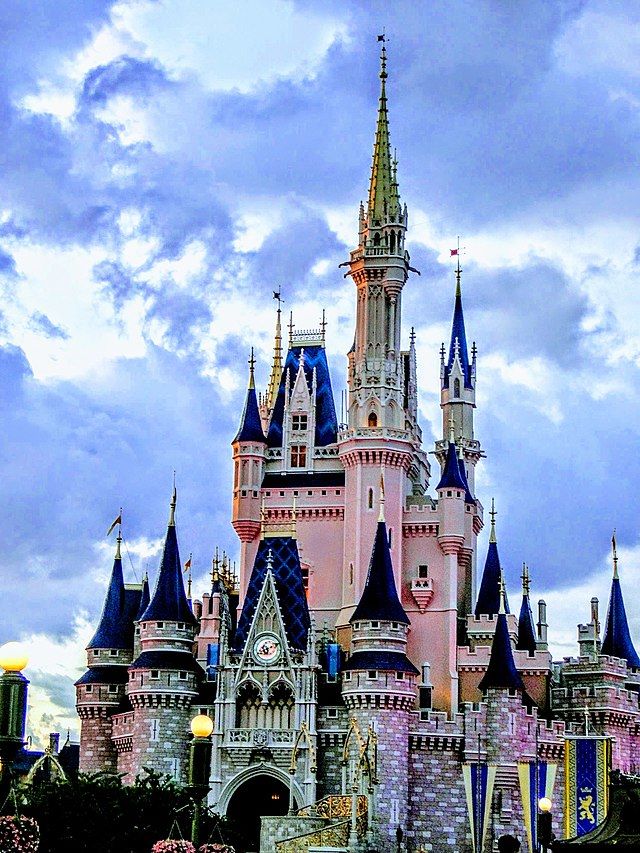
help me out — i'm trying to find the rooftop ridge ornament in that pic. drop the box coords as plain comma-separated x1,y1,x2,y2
169,476,177,527
489,497,497,544
612,529,619,579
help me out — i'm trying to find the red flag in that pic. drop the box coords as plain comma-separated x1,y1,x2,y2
106,514,122,536
450,249,459,256
183,555,192,573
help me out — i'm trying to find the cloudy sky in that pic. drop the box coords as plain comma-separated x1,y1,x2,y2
1,0,639,745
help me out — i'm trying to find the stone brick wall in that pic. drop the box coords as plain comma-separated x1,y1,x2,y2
408,746,469,852
78,713,117,773
129,701,192,782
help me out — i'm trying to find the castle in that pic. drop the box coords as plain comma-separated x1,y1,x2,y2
76,44,640,853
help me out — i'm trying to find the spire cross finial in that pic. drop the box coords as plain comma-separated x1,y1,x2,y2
521,562,530,595
288,311,294,347
410,326,416,347
320,308,327,344
266,548,274,571
489,497,497,544
377,32,387,79
378,469,385,522
169,476,177,527
612,529,619,579
115,512,122,560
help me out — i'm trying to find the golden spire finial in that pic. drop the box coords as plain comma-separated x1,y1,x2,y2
265,290,284,414
211,547,220,585
115,528,122,561
378,468,385,522
612,529,618,579
248,347,256,390
489,497,497,544
368,33,399,223
169,474,177,527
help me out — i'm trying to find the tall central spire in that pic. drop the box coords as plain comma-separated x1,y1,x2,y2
368,40,400,224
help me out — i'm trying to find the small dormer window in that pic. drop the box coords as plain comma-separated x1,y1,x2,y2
368,671,377,679
93,649,99,656
419,565,429,579
292,414,308,431
85,685,93,693
177,623,184,630
371,621,379,629
110,649,118,656
157,622,164,629
150,670,159,680
178,671,187,680
368,412,378,427
291,445,307,468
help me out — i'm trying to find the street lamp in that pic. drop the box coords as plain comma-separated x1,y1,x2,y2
0,642,29,802
189,714,213,849
537,797,553,853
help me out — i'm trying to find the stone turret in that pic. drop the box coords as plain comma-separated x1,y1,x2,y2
127,488,203,782
76,529,142,773
342,485,418,848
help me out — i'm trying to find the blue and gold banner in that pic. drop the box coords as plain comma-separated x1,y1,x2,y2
564,737,611,838
518,761,557,853
463,763,497,853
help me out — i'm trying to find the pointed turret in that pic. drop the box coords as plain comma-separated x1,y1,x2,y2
479,574,524,692
601,533,640,670
443,268,473,391
233,349,266,444
140,487,197,626
457,446,475,504
475,499,510,617
88,532,134,650
351,478,409,625
516,564,537,654
436,438,466,492
367,40,401,224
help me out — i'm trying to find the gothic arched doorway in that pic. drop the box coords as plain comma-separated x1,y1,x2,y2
226,773,291,852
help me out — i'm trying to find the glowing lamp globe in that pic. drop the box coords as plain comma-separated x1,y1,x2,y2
0,642,29,672
538,797,552,813
190,714,213,738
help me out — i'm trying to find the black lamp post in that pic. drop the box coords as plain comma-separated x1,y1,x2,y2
0,642,29,805
188,714,213,849
396,824,403,853
537,797,553,853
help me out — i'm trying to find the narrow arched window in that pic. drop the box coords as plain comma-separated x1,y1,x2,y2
388,528,393,548
368,488,373,510
349,563,354,585
390,231,396,253
368,412,378,427
373,233,381,246
454,378,460,397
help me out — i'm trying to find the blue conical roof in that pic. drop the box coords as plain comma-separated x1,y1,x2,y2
601,576,640,670
479,612,524,692
443,279,473,389
436,440,467,491
475,537,510,618
351,521,409,624
516,593,537,654
233,367,266,444
88,541,135,650
140,504,197,626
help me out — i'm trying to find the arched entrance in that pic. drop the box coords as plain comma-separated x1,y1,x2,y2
226,773,291,852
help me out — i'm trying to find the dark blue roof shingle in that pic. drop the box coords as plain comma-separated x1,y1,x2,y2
475,541,510,618
88,550,140,650
343,650,419,675
479,613,524,692
141,523,197,626
234,383,266,444
234,536,311,652
266,345,337,448
436,441,467,492
443,282,473,390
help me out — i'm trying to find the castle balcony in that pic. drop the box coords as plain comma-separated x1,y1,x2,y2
223,728,296,749
410,577,434,612
338,426,411,443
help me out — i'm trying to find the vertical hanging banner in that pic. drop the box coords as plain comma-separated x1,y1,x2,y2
463,763,497,853
564,737,611,838
518,761,557,853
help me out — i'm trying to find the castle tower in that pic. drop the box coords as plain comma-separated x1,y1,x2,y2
128,488,203,782
474,499,509,619
339,42,425,629
232,351,267,593
342,485,418,848
76,529,142,773
437,264,483,494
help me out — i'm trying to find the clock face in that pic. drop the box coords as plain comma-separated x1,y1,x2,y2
253,633,282,665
